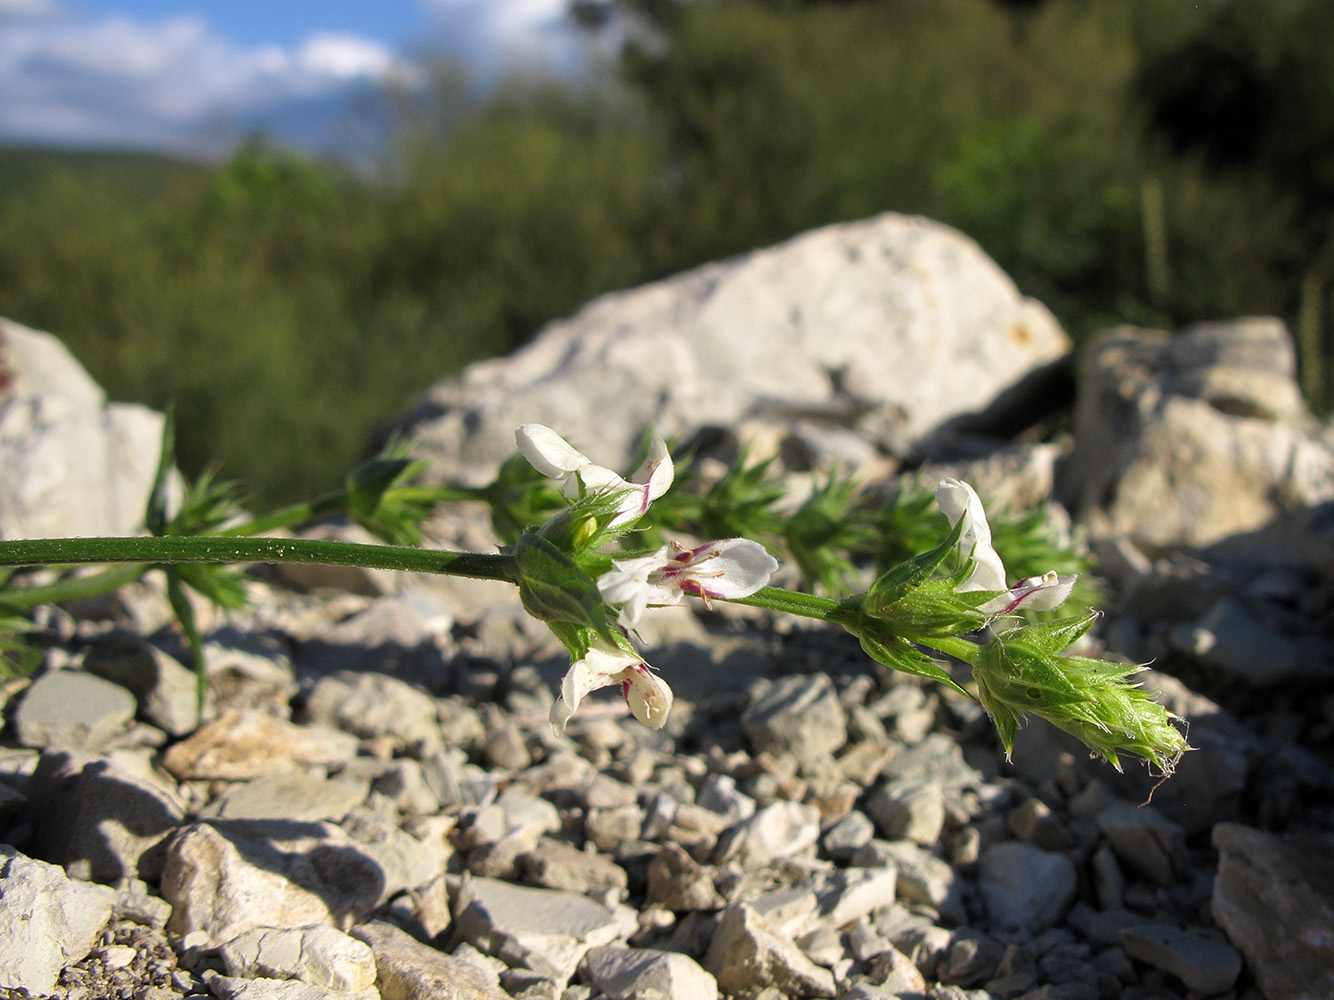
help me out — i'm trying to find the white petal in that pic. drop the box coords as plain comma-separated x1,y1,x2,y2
694,538,779,598
935,477,1008,593
609,437,674,527
961,546,1009,593
548,698,575,737
516,424,590,480
549,642,639,736
622,662,673,729
635,436,674,503
980,572,1079,615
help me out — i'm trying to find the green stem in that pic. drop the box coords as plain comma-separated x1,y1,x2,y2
727,585,844,621
0,536,519,583
913,632,982,666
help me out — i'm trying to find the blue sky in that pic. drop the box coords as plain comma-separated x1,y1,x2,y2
0,0,612,157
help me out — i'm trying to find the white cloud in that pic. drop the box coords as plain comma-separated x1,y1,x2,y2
417,0,599,77
0,7,409,154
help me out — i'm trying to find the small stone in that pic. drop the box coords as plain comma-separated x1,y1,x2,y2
1096,801,1183,885
1121,924,1241,995
371,759,441,816
13,670,136,751
812,866,898,929
352,919,512,1000
26,749,185,884
584,805,643,852
715,800,821,870
1211,822,1334,1000
161,710,358,780
1006,797,1074,851
821,809,876,861
741,674,848,769
937,932,1005,988
0,845,116,994
203,770,369,823
522,838,629,896
219,924,378,995
82,632,207,737
160,820,383,946
702,903,836,999
203,972,362,999
302,671,443,754
696,774,757,825
977,842,1077,933
835,740,894,787
584,944,719,1000
852,839,963,923
646,843,723,912
452,876,622,983
865,780,945,846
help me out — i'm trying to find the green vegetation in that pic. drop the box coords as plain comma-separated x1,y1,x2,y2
1,0,1331,505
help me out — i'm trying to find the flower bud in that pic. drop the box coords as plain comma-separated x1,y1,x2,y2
973,616,1188,774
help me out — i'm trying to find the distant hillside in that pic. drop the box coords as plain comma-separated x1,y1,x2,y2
0,146,211,208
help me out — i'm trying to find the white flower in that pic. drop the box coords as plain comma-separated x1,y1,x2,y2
935,477,1078,616
516,423,674,528
598,538,779,629
934,477,1008,592
979,570,1079,615
548,638,673,736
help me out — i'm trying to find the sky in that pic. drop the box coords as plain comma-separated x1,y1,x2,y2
0,0,610,157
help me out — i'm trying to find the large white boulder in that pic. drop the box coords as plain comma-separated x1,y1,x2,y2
0,317,164,539
393,213,1070,483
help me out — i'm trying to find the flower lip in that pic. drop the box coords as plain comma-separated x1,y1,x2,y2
548,637,674,736
597,537,778,629
979,571,1079,616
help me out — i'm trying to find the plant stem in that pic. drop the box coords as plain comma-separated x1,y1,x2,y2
914,633,981,666
0,536,518,583
728,585,844,621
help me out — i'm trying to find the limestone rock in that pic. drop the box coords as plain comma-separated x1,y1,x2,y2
1211,823,1334,1000
27,749,185,884
452,875,622,983
219,924,379,996
161,709,358,781
352,920,512,1000
302,671,443,754
202,770,369,823
160,820,384,946
1121,924,1241,995
391,214,1068,486
645,843,723,912
13,669,137,751
0,317,165,539
82,632,209,737
703,903,836,999
584,944,718,1000
521,838,628,896
1060,318,1334,551
976,842,1077,932
741,673,848,769
0,844,116,994
714,800,821,870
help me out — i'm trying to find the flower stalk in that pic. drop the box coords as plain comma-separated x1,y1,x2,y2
0,420,1189,776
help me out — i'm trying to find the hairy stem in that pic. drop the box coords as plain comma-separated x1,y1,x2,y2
0,536,518,583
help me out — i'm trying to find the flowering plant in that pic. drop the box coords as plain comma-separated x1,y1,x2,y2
0,419,1187,775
